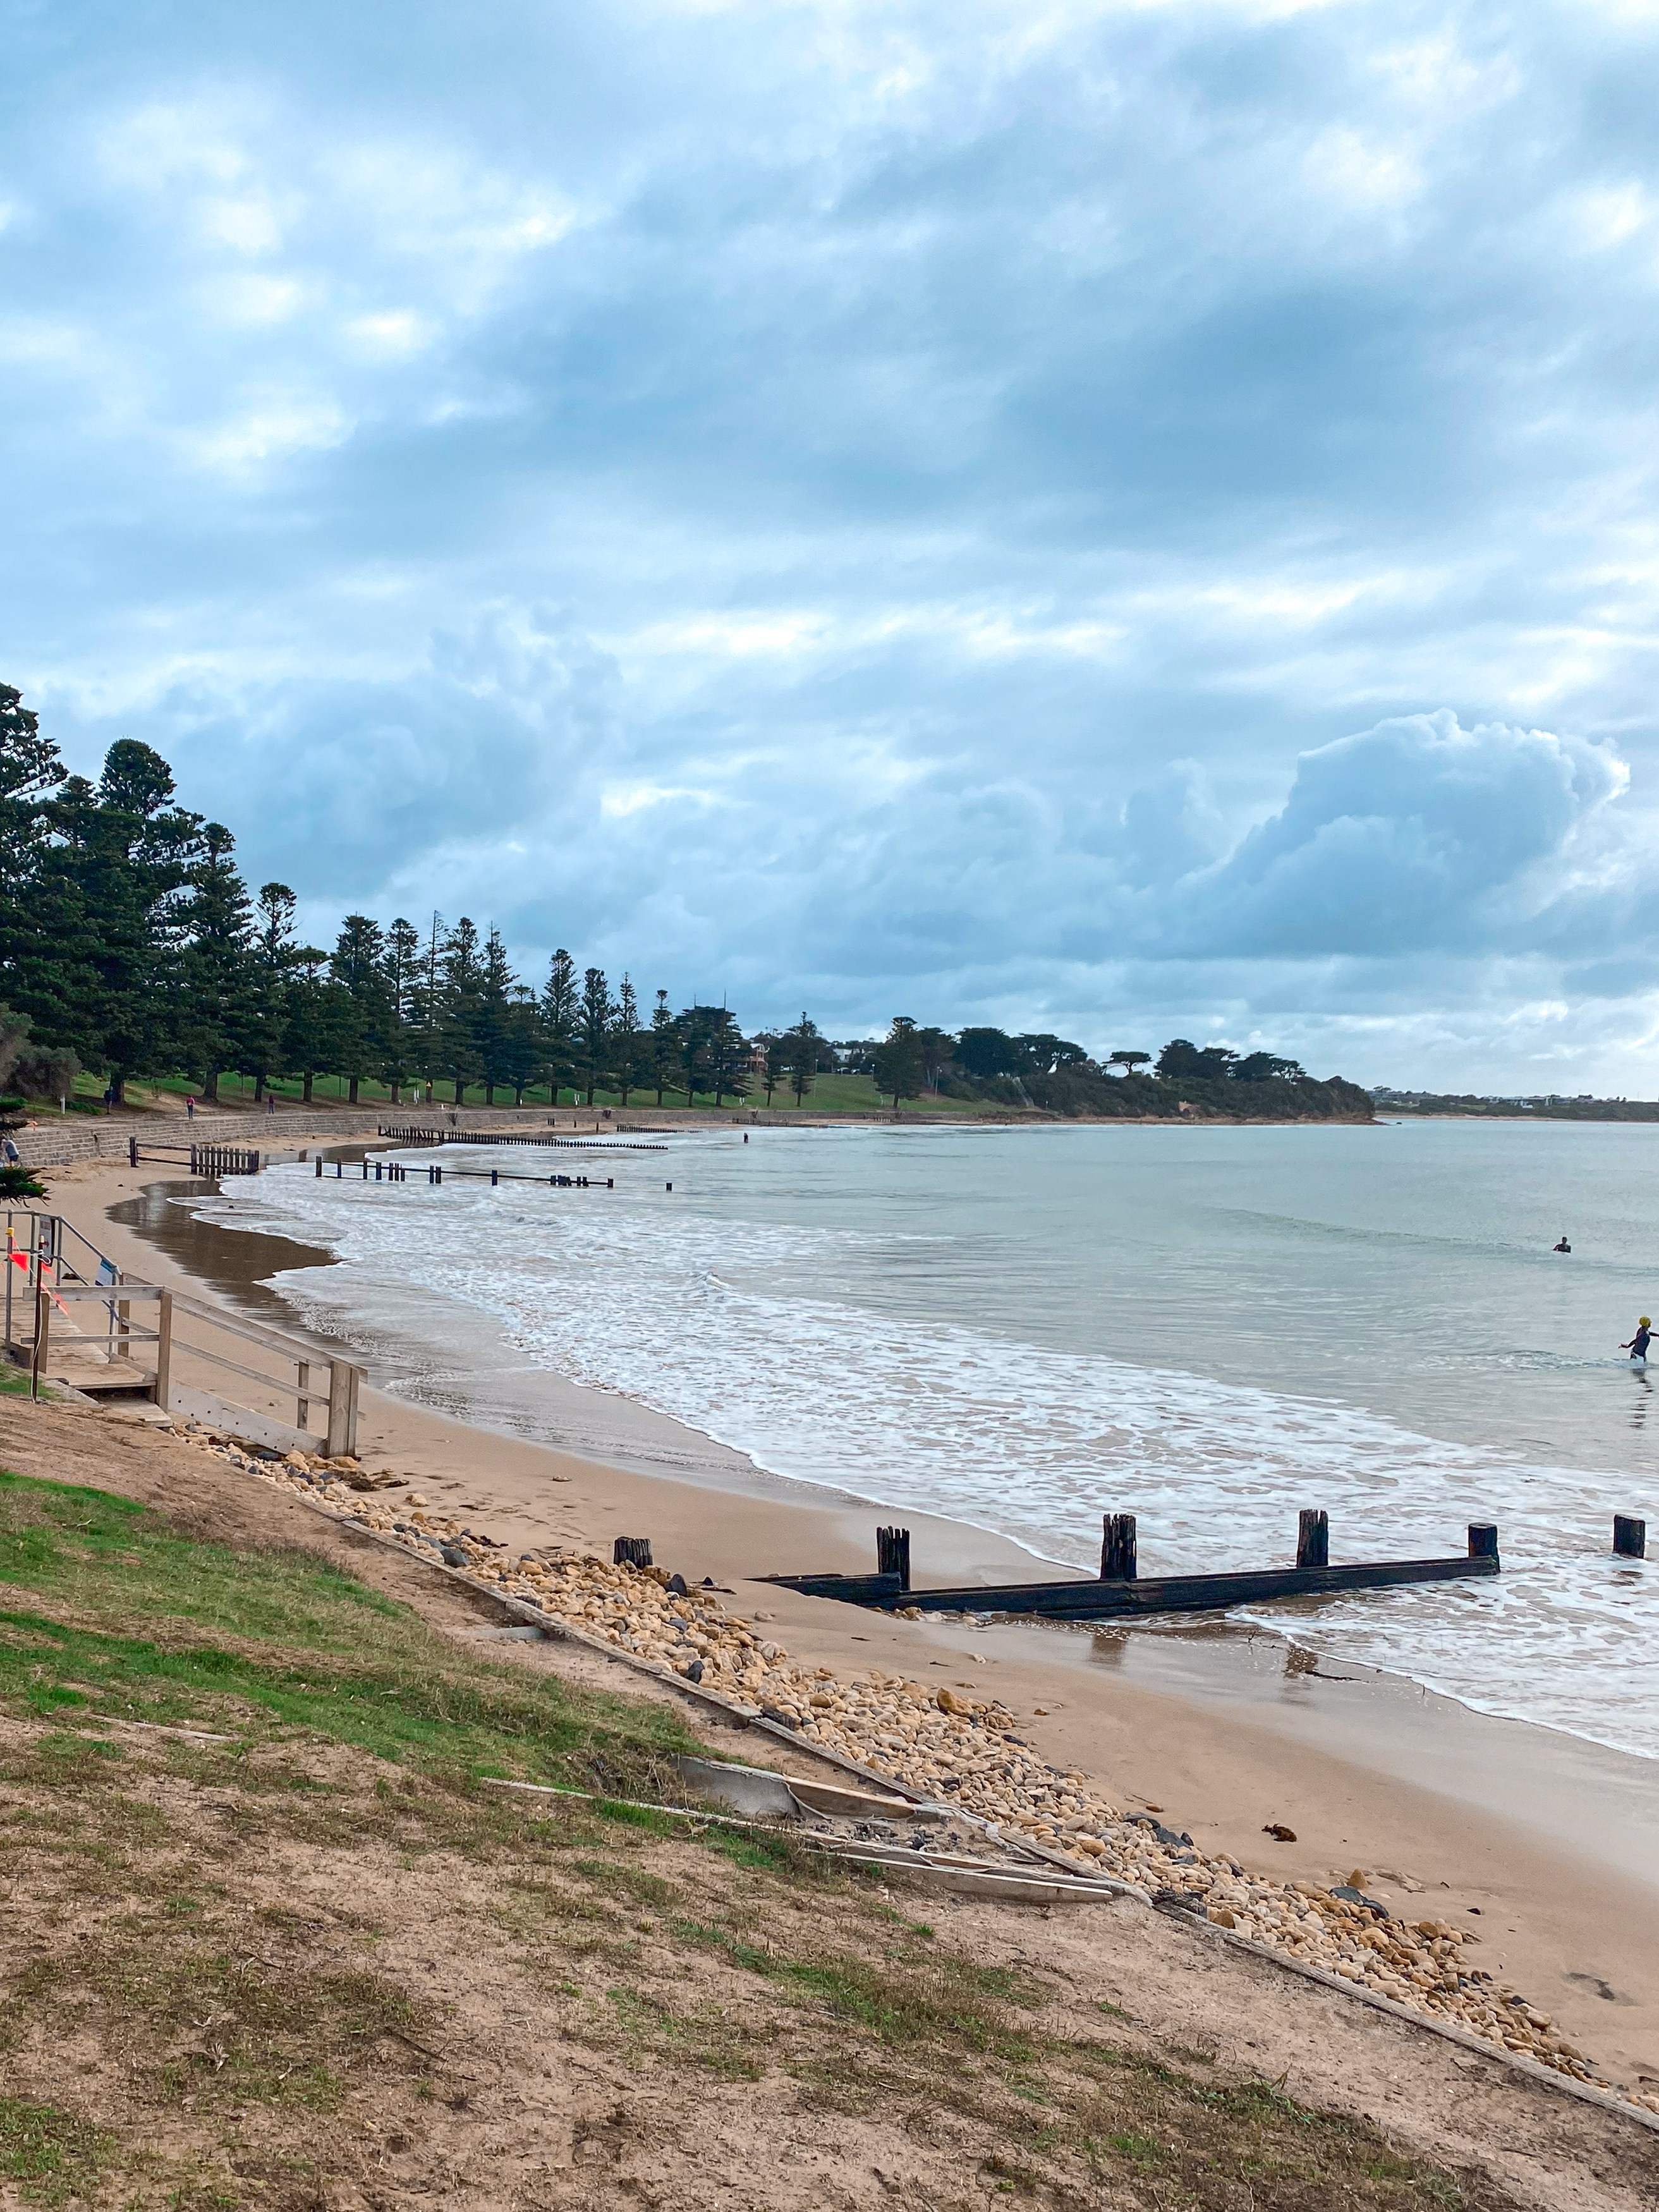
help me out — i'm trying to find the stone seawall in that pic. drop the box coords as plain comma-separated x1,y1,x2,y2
11,1105,567,1173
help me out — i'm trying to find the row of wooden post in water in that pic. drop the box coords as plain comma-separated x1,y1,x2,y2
738,1507,1650,1624
313,1157,616,1191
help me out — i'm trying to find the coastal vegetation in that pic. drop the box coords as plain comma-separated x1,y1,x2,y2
0,688,1368,1121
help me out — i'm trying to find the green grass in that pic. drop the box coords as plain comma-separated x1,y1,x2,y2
0,1468,697,1796
0,2096,114,2206
84,1066,1019,1119
750,1072,1021,1119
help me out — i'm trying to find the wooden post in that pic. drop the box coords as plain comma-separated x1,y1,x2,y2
315,1157,323,1177
875,1526,911,1589
30,1273,48,1400
1100,1512,1138,1580
1468,1522,1499,1560
614,1536,653,1567
154,1291,173,1413
1613,1514,1647,1559
116,1293,130,1361
296,1359,311,1433
128,1136,138,1168
1296,1509,1328,1570
325,1359,353,1457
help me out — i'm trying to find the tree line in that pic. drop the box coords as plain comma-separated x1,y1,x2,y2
0,684,1349,1119
0,692,832,1109
835,1025,1310,1102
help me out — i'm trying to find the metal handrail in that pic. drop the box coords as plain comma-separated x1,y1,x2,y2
3,1211,128,1359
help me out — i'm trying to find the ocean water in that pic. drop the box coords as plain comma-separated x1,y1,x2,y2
193,1119,1659,1759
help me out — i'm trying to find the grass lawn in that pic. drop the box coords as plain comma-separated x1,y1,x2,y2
753,1073,1021,1119
59,1069,1023,1120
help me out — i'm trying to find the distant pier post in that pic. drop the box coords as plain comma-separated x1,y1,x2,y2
1468,1522,1500,1560
1614,1514,1647,1559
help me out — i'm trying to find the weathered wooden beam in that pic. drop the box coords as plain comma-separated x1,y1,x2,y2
153,1290,172,1414
760,1543,1500,1622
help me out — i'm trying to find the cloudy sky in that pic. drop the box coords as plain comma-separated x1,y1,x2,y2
5,0,1659,1087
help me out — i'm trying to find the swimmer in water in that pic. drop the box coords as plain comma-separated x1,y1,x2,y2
1554,1235,1571,1253
1622,1317,1653,1363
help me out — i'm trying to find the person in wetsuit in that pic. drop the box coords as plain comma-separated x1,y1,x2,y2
1553,1235,1571,1252
1622,1317,1653,1362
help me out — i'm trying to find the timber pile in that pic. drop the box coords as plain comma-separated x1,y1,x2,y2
169,1422,1651,2108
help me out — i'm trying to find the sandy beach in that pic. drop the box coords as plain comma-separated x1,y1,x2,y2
32,1149,1659,2100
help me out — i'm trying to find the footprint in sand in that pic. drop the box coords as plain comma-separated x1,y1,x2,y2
1564,1971,1636,2006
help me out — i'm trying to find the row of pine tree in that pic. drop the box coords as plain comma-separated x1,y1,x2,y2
0,686,822,1110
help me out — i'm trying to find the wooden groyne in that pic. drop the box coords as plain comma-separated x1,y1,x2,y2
377,1125,667,1152
760,1512,1503,1622
315,1158,615,1191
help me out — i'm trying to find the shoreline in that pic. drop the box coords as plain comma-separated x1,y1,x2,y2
37,1151,1659,2094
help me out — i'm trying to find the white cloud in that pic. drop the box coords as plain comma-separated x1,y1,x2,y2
600,782,717,817
200,190,287,255
210,274,310,326
1303,126,1422,214
344,310,434,356
186,395,351,473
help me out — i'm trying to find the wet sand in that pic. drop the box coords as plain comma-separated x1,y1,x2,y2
37,1153,1659,2094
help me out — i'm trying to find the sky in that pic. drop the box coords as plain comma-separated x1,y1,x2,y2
4,0,1659,1089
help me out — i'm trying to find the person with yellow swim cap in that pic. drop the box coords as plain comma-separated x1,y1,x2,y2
1621,1318,1653,1363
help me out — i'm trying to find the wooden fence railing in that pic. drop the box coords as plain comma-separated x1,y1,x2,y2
126,1138,260,1175
4,1220,363,1454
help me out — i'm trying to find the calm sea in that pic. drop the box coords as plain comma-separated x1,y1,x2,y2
196,1118,1659,1759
